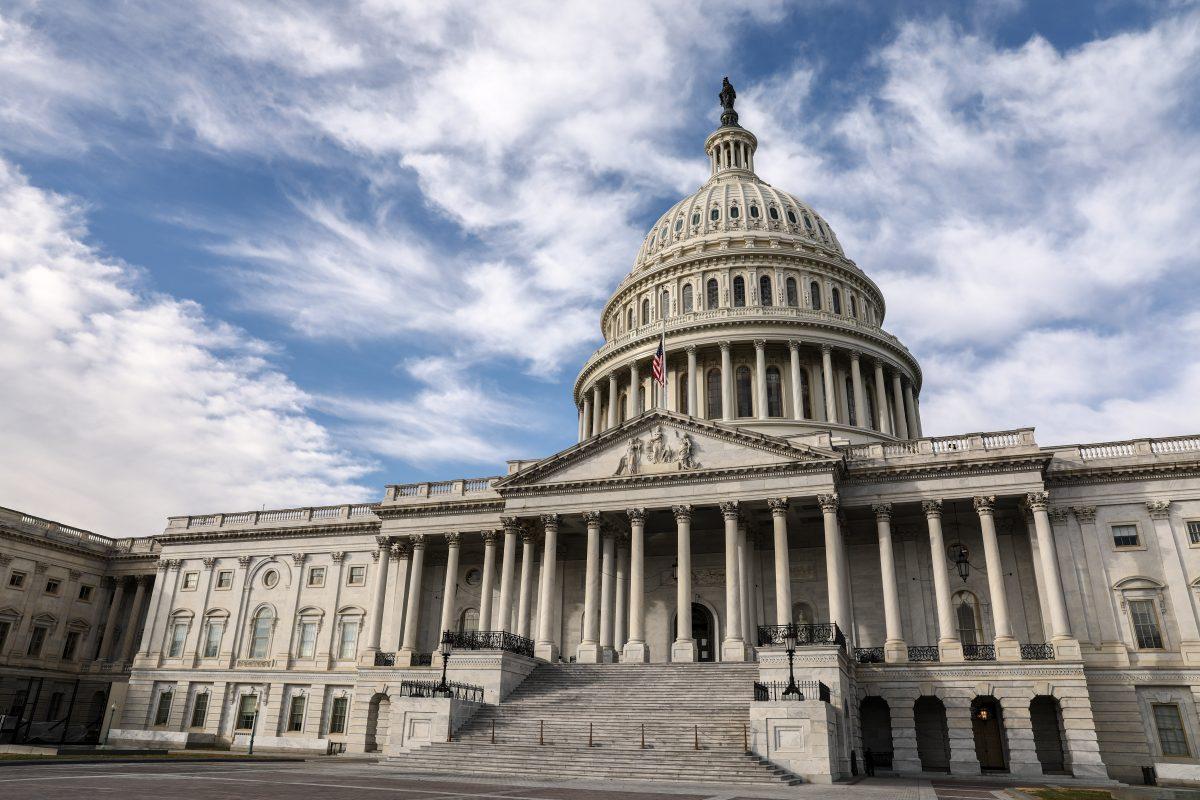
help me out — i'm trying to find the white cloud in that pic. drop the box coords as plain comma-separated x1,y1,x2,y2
0,159,374,536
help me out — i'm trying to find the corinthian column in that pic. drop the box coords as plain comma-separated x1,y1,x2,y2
577,512,602,663
400,535,426,659
686,345,698,416
873,359,893,435
891,371,909,439
788,341,805,420
117,575,149,664
497,517,519,632
629,361,641,418
720,502,747,661
599,528,616,662
974,497,1019,660
768,499,793,625
592,384,603,435
623,508,649,662
1026,492,1076,655
516,527,536,639
581,395,593,439
873,504,907,662
438,532,461,641
97,578,127,662
614,533,629,653
607,372,619,428
478,531,498,632
719,341,733,421
923,500,964,662
821,344,838,423
535,515,560,661
364,536,392,661
671,505,696,662
850,351,867,428
819,494,848,636
754,339,768,420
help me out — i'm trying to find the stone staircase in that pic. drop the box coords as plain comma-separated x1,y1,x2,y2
386,662,802,785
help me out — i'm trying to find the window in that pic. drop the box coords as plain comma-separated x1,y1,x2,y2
263,569,279,588
786,277,798,307
810,282,822,310
1188,521,1200,545
78,585,94,602
954,591,982,646
678,371,690,415
691,210,700,226
729,204,740,219
236,694,257,730
674,217,682,232
9,571,26,589
1129,599,1164,649
802,211,815,232
0,621,10,653
250,608,273,658
45,578,61,595
154,690,173,726
48,692,63,720
27,626,48,657
759,275,773,306
831,287,842,315
766,367,783,417
168,622,188,657
181,572,199,590
850,296,858,318
735,366,753,418
62,630,80,661
786,209,797,224
190,692,209,728
329,697,349,734
749,204,759,219
618,392,627,423
458,608,479,634
733,276,746,307
298,621,318,658
626,308,633,330
1112,524,1140,548
706,369,722,419
660,289,669,319
347,566,366,586
287,695,306,732
1154,704,1191,757
706,278,719,309
681,284,693,313
307,567,326,588
845,376,857,426
709,207,719,222
216,570,233,589
799,369,813,418
338,619,360,659
768,205,779,220
641,298,650,324
203,621,224,658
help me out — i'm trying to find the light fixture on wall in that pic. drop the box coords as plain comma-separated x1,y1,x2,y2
950,543,972,582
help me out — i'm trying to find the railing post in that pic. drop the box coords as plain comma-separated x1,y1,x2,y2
743,723,748,753
491,718,495,744
589,722,593,748
641,722,645,749
694,724,699,751
539,719,544,745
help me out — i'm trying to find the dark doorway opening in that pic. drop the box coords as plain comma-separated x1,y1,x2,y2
914,696,951,772
860,696,894,770
1031,695,1067,774
972,696,1008,771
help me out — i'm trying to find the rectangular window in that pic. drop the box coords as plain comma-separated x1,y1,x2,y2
329,697,348,734
45,578,61,595
181,572,199,590
287,696,306,732
298,621,318,658
216,570,233,589
9,571,26,589
307,567,326,588
62,630,80,661
1113,524,1140,548
78,584,94,601
347,566,366,586
0,621,10,653
190,692,209,728
1188,521,1200,546
153,691,173,726
236,694,257,730
27,626,48,657
338,620,359,659
203,622,224,658
47,692,63,720
1154,703,1191,757
1130,599,1165,649
168,622,188,657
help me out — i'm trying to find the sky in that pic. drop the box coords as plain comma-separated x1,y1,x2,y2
2,0,1199,537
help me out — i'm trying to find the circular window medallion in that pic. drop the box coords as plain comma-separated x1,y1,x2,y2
263,569,279,588
465,568,482,586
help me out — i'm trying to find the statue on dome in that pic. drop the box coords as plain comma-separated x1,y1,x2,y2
719,77,739,127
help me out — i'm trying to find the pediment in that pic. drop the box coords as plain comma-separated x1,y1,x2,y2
497,410,839,490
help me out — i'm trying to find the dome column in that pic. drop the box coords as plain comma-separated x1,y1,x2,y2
873,359,893,436
591,384,603,434
629,361,641,418
607,372,619,428
904,381,922,437
891,371,909,439
850,351,867,428
754,340,768,421
789,341,805,420
685,346,698,417
820,344,838,423
581,396,593,440
719,341,733,421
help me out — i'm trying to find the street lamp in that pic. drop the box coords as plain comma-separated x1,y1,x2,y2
247,690,260,755
781,624,803,699
435,631,453,697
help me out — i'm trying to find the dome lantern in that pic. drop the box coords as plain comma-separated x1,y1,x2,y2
706,77,757,178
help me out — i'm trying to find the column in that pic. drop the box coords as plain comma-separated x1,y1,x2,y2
623,508,649,662
581,395,593,438
850,351,867,428
873,359,893,435
769,499,793,625
720,501,747,661
788,341,804,420
599,529,616,662
671,505,696,662
535,515,559,660
592,384,603,434
364,536,392,660
578,405,585,442
438,533,461,643
818,494,848,636
629,361,641,418
607,372,619,428
903,380,920,438
820,344,838,423
873,504,907,662
1071,507,1124,653
686,345,698,416
497,518,519,632
923,500,964,662
117,575,149,663
516,527,537,639
1146,500,1200,663
577,512,603,663
737,519,753,644
97,578,127,662
754,339,768,421
614,534,629,653
400,535,426,656
719,341,733,421
891,371,909,439
478,531,498,632
973,497,1020,660
1026,493,1077,656
382,543,410,651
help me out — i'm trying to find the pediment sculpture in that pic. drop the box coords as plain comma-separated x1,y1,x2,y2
613,425,701,476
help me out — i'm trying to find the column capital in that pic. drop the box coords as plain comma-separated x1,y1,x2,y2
767,497,789,514
788,339,800,352
719,501,739,520
817,493,839,513
625,507,645,524
820,342,833,355
408,534,427,550
330,550,346,563
166,558,182,572
753,339,766,350
685,344,697,355
849,349,861,362
1146,499,1172,519
583,511,603,526
134,573,151,587
445,531,461,546
1025,491,1050,512
481,530,500,545
374,534,392,550
972,495,996,515
1049,507,1070,525
0,554,10,567
921,498,943,518
1072,505,1097,523
541,513,560,530
672,504,693,522
291,552,306,567
872,502,893,520
719,340,731,352
500,515,520,533
389,542,410,560
202,557,216,570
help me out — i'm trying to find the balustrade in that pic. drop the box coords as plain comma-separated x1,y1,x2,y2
854,646,885,664
756,623,845,649
907,645,939,662
753,680,831,703
1020,643,1055,661
962,643,996,661
446,629,535,658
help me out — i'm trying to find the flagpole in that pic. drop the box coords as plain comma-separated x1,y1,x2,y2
661,317,668,411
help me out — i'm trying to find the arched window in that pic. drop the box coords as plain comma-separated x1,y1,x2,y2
786,209,798,225
759,275,773,306
786,277,798,307
736,366,753,417
678,371,689,415
706,278,719,309
640,298,650,324
802,212,815,232
850,296,858,318
768,206,779,221
831,287,842,315
660,290,669,319
729,205,740,220
866,385,878,430
799,369,813,418
336,609,363,660
766,366,783,417
845,376,857,426
691,211,700,226
682,284,694,313
810,281,822,310
249,607,273,659
458,608,479,634
733,276,746,307
953,591,982,645
626,307,633,331
706,369,722,419
710,207,720,222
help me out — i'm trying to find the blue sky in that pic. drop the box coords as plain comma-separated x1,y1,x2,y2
2,1,1199,537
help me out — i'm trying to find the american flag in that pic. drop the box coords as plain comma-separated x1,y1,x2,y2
651,335,665,385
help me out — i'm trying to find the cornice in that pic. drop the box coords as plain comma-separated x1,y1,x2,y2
374,499,505,520
0,528,157,564
853,665,1085,681
154,520,381,545
1046,461,1200,487
841,453,1051,484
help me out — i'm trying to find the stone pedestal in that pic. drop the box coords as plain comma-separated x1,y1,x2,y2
721,640,749,662
994,636,1021,661
884,640,908,663
622,641,650,662
534,642,560,662
383,696,482,755
1051,637,1082,661
671,639,697,663
575,642,601,664
748,700,842,783
939,640,965,663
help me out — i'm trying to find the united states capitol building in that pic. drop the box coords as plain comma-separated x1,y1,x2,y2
3,81,1200,787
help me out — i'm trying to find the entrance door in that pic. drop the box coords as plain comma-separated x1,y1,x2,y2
860,697,894,769
1030,696,1066,773
972,697,1007,771
692,603,715,662
914,697,951,772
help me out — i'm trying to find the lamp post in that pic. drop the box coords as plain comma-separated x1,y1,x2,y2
435,630,453,697
782,623,802,699
247,690,260,755
950,543,971,582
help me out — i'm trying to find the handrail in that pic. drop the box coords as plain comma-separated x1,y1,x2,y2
445,629,535,658
756,622,845,650
397,679,484,703
753,680,831,703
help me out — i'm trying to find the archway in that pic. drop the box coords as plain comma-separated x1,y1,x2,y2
859,696,894,770
671,603,717,662
1030,695,1067,774
364,693,390,753
914,696,951,772
971,696,1007,771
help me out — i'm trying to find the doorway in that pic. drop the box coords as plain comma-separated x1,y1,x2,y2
860,696,894,769
1030,696,1067,773
971,696,1007,771
914,696,951,772
365,693,390,753
673,603,717,662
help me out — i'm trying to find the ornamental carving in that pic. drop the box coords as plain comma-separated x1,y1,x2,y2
817,493,839,513
767,498,789,514
1072,506,1097,523
202,557,216,569
626,508,645,523
481,530,500,545
582,511,602,526
69,569,82,580
672,504,692,522
291,553,306,566
541,514,560,530
973,496,996,514
389,542,409,560
237,555,252,568
330,550,347,562
1048,508,1070,525
445,531,461,546
1146,500,1172,519
719,501,740,519
1026,491,1050,511
500,516,520,533
921,499,943,517
871,503,892,520
612,426,700,476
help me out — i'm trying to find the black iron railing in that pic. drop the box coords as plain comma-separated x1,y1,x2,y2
397,679,484,703
907,645,940,662
756,623,846,650
753,680,831,703
412,652,433,667
1021,643,1055,660
444,629,535,658
963,644,996,661
374,651,396,666
854,647,885,664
